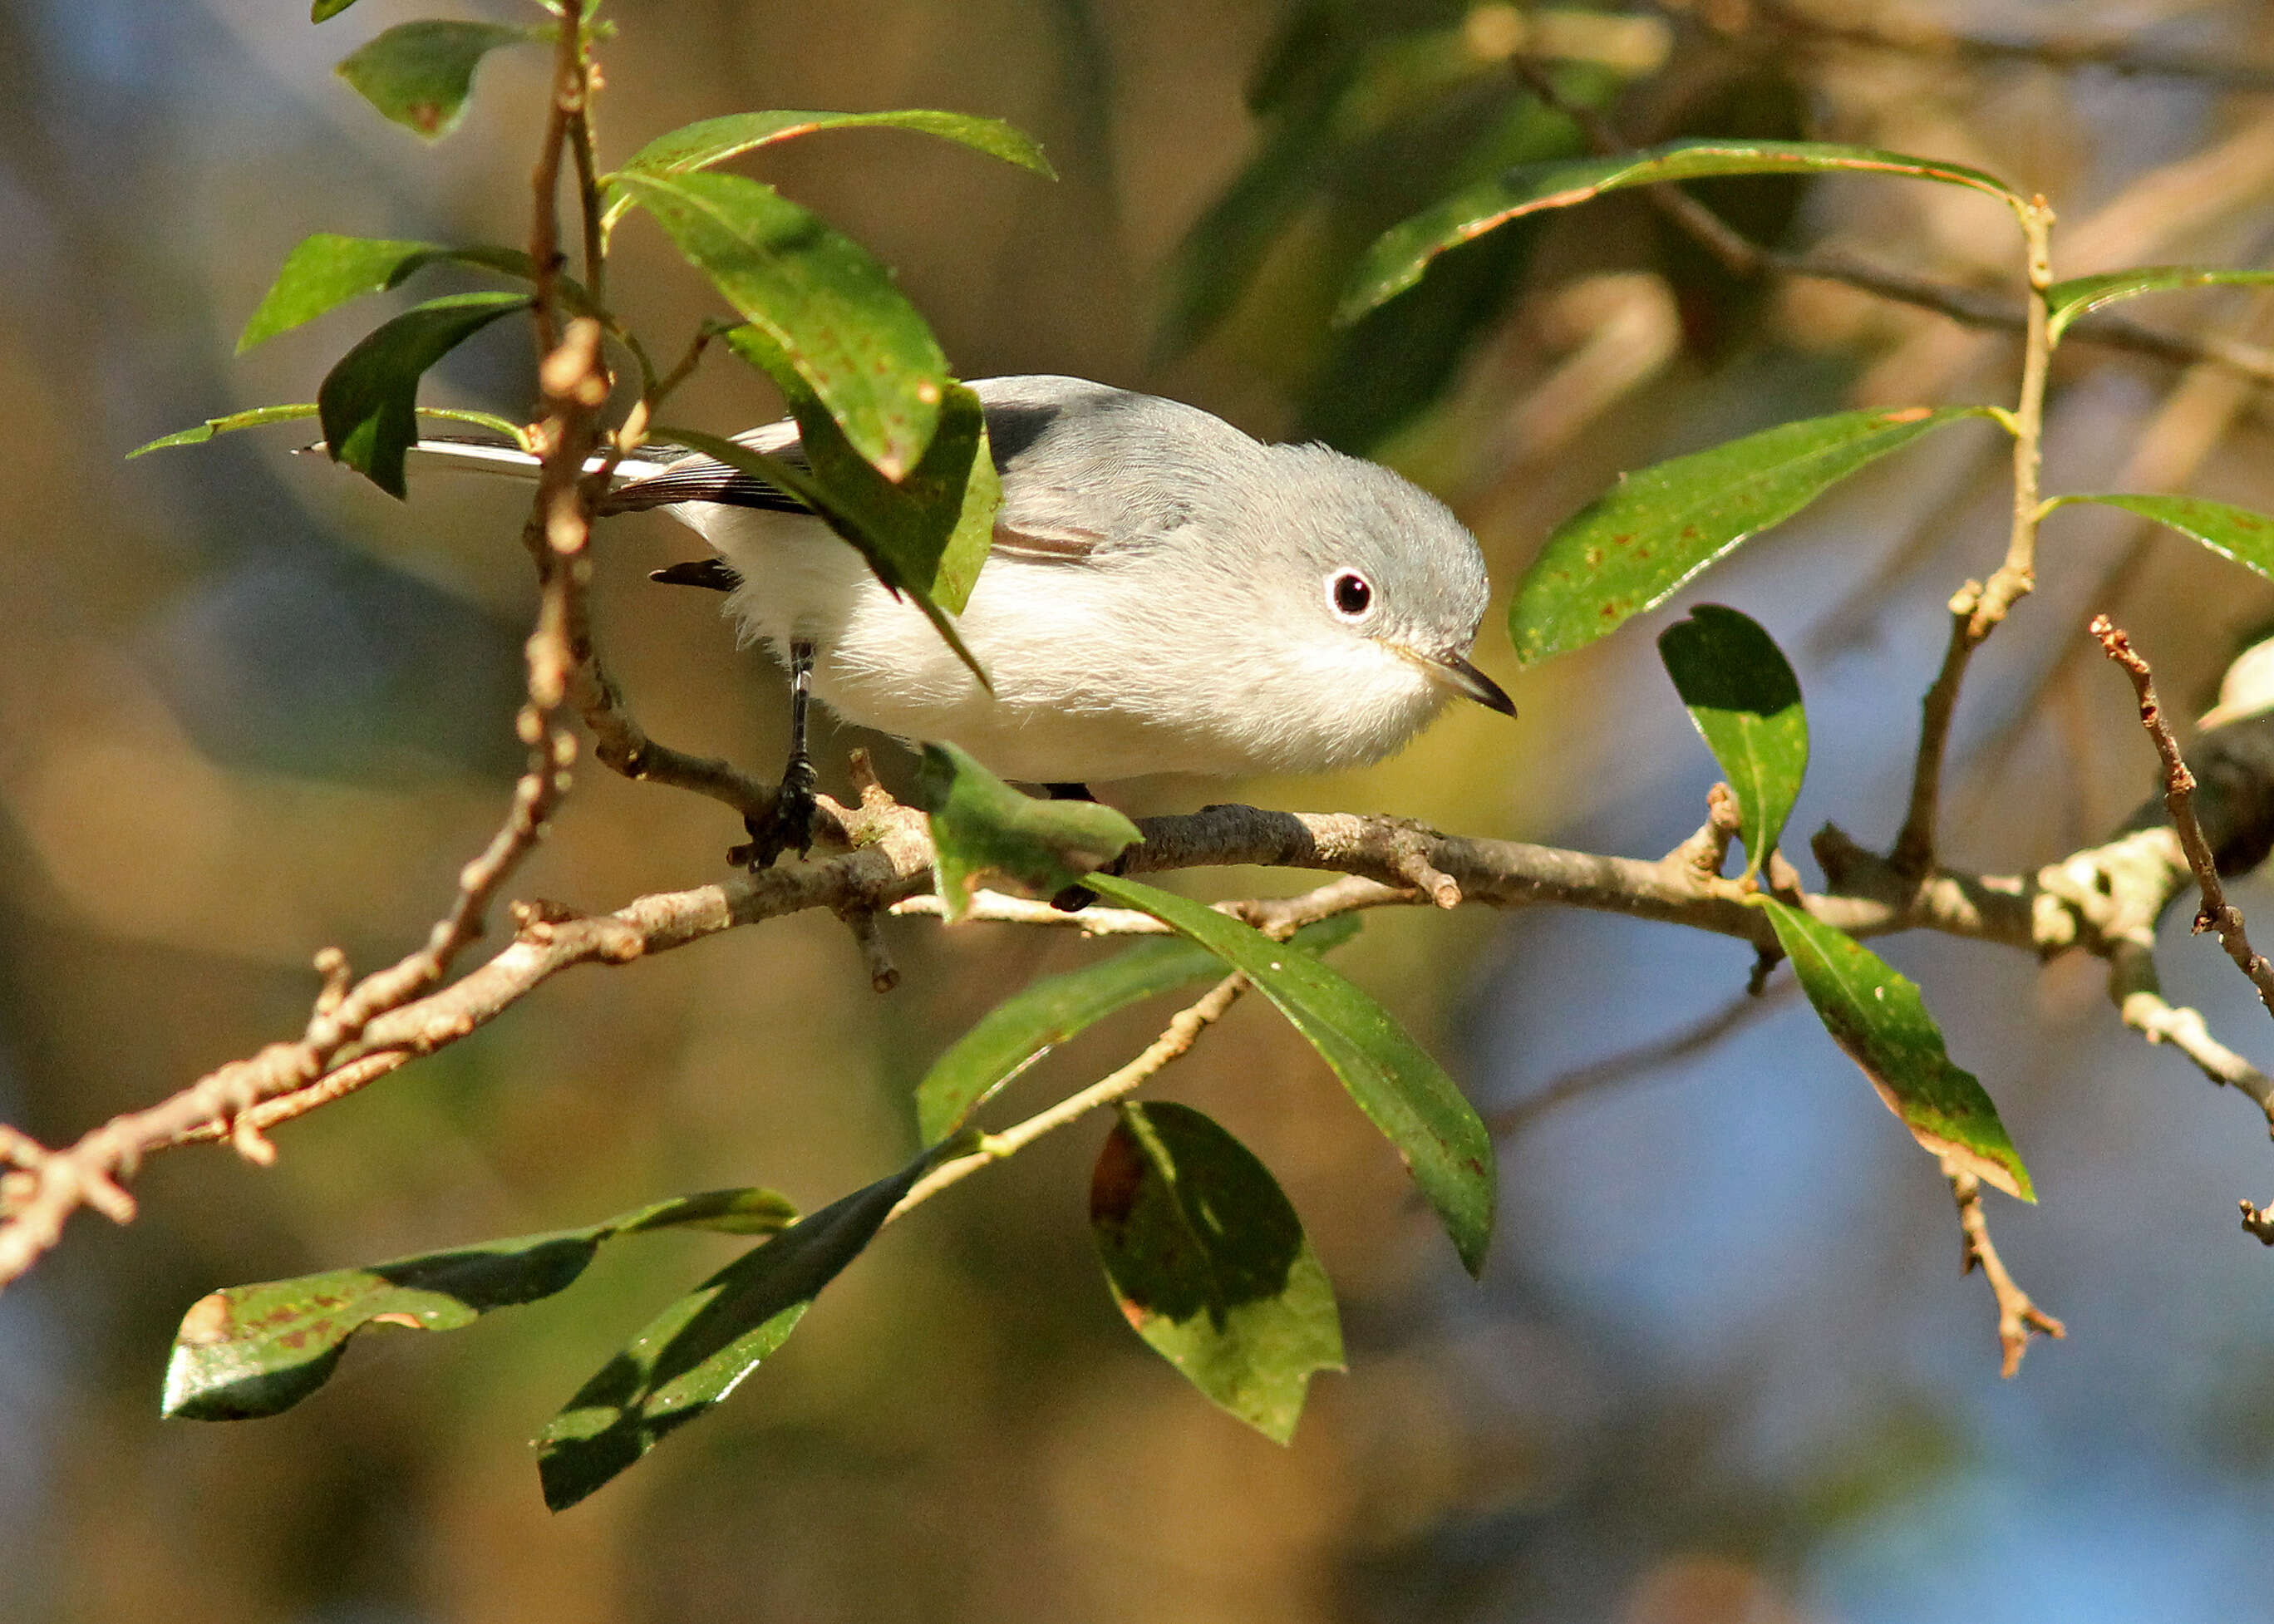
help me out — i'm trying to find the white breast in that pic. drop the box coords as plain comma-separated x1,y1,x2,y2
671,504,1449,784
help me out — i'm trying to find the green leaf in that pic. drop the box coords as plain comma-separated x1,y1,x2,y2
238,233,543,352
160,1188,798,1423
1342,140,2023,322
1759,898,2032,1201
312,0,364,19
334,21,542,140
652,423,990,684
1090,1102,1343,1444
2049,493,2274,581
616,170,950,480
918,744,1143,921
720,324,997,614
317,290,529,499
914,915,1363,1145
1510,406,1992,666
2045,266,2274,343
535,1158,927,1510
1085,875,1495,1277
129,402,527,459
1656,604,1809,875
603,110,1052,234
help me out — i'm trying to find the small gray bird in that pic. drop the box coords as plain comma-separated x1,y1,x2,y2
406,375,1513,856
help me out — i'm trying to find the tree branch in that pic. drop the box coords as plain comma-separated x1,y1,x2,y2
2093,615,2274,1022
1945,1162,2066,1377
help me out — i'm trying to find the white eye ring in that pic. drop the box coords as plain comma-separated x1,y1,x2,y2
1328,569,1374,619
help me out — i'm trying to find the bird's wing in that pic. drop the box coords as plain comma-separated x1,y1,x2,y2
980,376,1255,563
605,376,1258,560
600,419,811,516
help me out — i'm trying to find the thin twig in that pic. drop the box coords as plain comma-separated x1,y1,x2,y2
1892,606,1978,878
2093,614,2274,1022
1972,199,2055,637
1945,1162,2065,1377
886,972,1248,1223
1487,979,1799,1136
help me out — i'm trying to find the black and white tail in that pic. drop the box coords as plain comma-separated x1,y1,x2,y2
389,433,811,518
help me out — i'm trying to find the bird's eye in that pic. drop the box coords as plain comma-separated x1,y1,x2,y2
1329,570,1373,618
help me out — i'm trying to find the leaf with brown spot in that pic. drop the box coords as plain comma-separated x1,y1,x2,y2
2049,493,2274,583
333,21,543,141
1510,406,1996,665
1090,1103,1342,1444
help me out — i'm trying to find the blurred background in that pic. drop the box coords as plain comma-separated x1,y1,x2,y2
9,0,2274,1618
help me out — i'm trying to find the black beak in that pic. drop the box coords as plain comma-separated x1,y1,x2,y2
1421,652,1518,717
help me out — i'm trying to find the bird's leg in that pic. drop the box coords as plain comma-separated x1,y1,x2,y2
736,638,821,869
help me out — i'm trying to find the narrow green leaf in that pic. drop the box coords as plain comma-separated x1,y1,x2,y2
1085,875,1495,1277
918,744,1142,921
916,916,1363,1145
616,170,949,480
311,0,363,18
1343,140,2023,322
2045,266,2274,343
335,21,543,140
239,234,542,352
603,110,1052,234
1091,1102,1343,1444
652,423,990,684
1759,898,2032,1201
160,1188,797,1422
1511,406,1992,666
721,325,997,613
2050,493,2274,582
130,403,527,459
535,1159,926,1510
1656,605,1809,875
130,403,320,456
317,291,529,498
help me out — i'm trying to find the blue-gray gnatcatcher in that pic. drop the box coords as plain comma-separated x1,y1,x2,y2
405,375,1513,859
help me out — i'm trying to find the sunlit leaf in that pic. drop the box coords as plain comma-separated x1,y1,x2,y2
335,20,543,140
2049,493,2274,582
1760,899,2032,1200
720,325,997,614
1085,875,1495,1276
616,170,948,479
1510,406,1994,665
317,290,529,498
2045,266,2274,343
915,916,1362,1144
918,745,1142,921
603,110,1051,234
312,0,364,18
535,1159,926,1510
1657,605,1809,875
1342,140,2023,322
129,403,528,459
160,1188,798,1423
1091,1102,1343,1444
239,233,544,352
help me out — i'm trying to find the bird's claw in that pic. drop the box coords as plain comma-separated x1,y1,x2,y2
732,754,820,869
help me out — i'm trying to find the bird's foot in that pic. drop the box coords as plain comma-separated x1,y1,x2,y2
731,753,821,869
